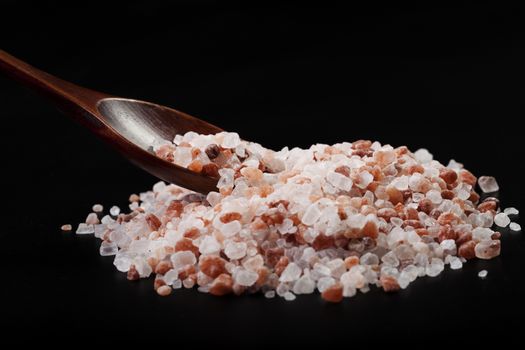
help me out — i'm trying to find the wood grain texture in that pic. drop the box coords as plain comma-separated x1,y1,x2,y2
0,50,222,193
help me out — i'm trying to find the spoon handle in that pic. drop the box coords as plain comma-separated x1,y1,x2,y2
0,50,110,127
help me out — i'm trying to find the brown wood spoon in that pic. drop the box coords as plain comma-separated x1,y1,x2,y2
0,50,222,193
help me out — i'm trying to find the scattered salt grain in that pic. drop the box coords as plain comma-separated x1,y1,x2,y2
85,212,99,225
76,223,94,235
99,241,118,256
504,207,519,216
478,270,488,278
284,292,296,301
494,213,510,228
478,176,499,193
509,222,521,231
109,206,120,217
61,224,72,232
264,291,275,299
92,204,104,213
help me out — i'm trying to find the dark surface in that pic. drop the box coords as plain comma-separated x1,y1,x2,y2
1,1,524,344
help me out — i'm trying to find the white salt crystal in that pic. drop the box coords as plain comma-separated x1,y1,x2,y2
92,204,103,213
449,256,463,270
101,215,114,225
494,213,510,227
264,291,275,299
173,147,193,167
301,203,321,226
356,171,373,189
317,276,336,292
217,168,235,189
414,148,433,163
447,159,463,171
163,270,179,286
99,241,118,256
224,241,247,260
199,236,221,255
221,132,241,148
221,220,242,237
170,251,197,270
292,275,316,294
425,258,444,277
109,206,120,216
235,269,259,286
440,239,456,256
133,257,152,278
478,176,499,193
391,176,409,191
279,263,302,282
76,223,94,234
510,222,521,231
360,252,379,265
326,171,353,191
426,190,442,204
284,292,296,301
206,192,222,207
172,279,183,289
472,227,493,241
504,207,519,216
478,270,488,278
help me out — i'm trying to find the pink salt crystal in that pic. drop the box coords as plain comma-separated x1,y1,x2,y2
85,212,100,225
474,240,501,259
61,224,72,232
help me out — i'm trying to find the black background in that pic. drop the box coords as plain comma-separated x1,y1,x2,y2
1,0,524,344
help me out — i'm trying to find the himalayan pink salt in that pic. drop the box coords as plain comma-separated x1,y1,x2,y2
71,131,517,302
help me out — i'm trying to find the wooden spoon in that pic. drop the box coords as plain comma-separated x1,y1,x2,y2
0,50,223,193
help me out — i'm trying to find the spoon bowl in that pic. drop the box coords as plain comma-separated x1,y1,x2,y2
0,50,222,193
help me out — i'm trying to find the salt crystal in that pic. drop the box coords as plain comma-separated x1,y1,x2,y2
472,227,493,241
279,262,302,282
61,224,72,232
99,241,118,256
221,132,241,148
478,176,499,193
109,206,120,216
494,213,510,227
264,291,275,299
504,207,519,216
478,270,488,278
425,258,444,277
171,251,197,270
317,276,336,292
235,269,259,286
509,222,521,231
360,252,379,265
92,204,104,213
76,223,94,235
391,176,409,191
292,275,316,294
284,292,296,301
426,190,442,204
301,203,321,226
221,220,242,237
475,240,501,259
173,147,192,167
356,171,373,189
199,236,221,255
414,148,433,163
326,171,353,191
224,241,247,260
183,278,195,289
163,270,179,285
85,212,99,225
449,256,463,270
172,279,182,289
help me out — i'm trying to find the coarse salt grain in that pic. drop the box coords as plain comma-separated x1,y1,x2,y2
92,204,104,213
478,176,499,193
478,270,488,278
61,224,72,232
509,222,521,231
